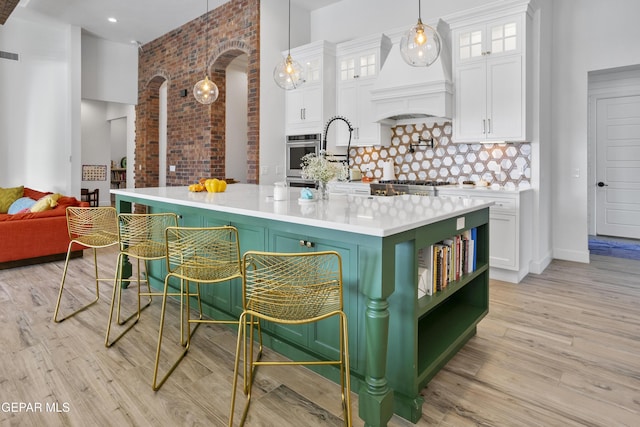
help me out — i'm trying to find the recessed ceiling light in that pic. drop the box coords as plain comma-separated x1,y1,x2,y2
108,17,118,23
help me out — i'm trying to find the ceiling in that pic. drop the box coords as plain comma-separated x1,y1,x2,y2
9,0,341,45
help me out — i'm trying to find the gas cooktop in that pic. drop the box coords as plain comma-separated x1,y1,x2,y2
370,180,454,196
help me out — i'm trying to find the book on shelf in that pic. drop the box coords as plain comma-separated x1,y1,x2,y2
416,227,478,299
417,246,433,298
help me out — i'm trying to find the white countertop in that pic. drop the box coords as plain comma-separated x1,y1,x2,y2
112,184,493,237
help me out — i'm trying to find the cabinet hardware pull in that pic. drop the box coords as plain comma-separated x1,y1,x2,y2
299,239,314,248
488,118,491,134
482,119,486,134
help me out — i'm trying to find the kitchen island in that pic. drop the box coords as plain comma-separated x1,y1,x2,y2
112,184,492,426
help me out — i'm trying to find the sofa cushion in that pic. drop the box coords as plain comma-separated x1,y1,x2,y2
24,188,51,200
31,193,61,213
8,197,36,214
0,186,24,214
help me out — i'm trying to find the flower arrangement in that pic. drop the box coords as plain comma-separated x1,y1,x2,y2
300,150,348,184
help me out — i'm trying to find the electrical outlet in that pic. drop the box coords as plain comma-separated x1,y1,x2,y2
260,165,269,176
169,165,176,172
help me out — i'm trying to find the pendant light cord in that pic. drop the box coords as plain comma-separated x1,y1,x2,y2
205,0,209,77
288,0,292,55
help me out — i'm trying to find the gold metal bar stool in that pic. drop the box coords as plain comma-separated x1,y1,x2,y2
53,206,118,322
229,250,352,427
153,225,245,390
105,212,178,347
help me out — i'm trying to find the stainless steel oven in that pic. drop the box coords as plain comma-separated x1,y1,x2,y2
286,133,321,186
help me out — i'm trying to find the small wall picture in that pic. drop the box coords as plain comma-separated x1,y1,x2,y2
82,165,107,181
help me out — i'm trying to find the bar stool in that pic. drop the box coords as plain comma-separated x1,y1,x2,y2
229,250,352,427
152,225,244,390
105,212,178,347
54,206,118,322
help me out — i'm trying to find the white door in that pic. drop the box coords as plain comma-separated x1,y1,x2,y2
595,95,640,238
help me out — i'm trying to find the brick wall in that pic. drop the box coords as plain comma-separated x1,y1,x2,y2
136,0,260,188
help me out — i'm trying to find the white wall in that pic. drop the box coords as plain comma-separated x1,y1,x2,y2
81,100,111,205
260,0,310,184
0,9,77,195
550,0,640,262
81,34,138,105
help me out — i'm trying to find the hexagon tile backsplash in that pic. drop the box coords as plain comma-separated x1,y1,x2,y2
348,121,532,190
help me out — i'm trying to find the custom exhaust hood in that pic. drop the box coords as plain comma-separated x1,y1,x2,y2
371,20,453,124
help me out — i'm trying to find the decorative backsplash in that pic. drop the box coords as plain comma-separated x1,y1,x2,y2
348,121,531,190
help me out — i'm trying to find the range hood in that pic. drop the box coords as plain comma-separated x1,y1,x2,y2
370,20,453,124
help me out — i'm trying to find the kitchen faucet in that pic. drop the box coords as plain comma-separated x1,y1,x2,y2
322,115,353,167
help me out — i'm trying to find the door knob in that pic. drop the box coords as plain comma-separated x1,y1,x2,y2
597,182,608,187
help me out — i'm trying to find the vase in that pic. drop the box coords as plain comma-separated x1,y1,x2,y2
317,181,328,200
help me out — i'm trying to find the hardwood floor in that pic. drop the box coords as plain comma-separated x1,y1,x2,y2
0,248,639,426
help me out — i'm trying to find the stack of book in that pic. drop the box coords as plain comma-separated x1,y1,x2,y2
417,228,477,298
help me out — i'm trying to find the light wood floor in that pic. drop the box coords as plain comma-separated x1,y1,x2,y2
1,248,639,426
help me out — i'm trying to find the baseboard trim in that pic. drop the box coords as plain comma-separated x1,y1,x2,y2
0,251,83,270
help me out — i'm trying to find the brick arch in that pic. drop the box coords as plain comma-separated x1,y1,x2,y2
206,39,259,183
208,40,251,71
136,73,169,189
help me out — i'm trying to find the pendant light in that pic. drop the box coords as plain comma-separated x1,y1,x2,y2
194,0,219,104
273,0,305,90
400,0,441,67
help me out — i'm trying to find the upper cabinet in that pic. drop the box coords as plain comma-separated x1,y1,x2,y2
448,1,533,143
285,41,336,136
335,34,392,146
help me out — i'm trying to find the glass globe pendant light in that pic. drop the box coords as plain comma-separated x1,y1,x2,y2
273,0,305,90
400,0,441,67
194,0,219,104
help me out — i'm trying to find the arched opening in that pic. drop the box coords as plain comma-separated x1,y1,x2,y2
136,75,168,188
225,54,248,182
209,41,258,184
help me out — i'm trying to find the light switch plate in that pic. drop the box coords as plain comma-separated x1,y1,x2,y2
456,217,465,230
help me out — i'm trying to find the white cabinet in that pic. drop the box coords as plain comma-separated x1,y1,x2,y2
335,35,392,147
285,41,336,136
449,2,532,143
438,187,532,283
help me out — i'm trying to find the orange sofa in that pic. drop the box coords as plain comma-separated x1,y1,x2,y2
0,187,89,269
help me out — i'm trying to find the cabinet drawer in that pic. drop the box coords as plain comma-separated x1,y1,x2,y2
440,193,517,212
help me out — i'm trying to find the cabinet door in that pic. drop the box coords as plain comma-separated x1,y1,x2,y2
308,238,356,362
489,212,517,269
485,16,522,58
336,82,358,146
285,89,305,128
455,25,485,64
302,85,322,126
266,231,310,342
454,62,487,142
486,55,523,140
354,79,378,145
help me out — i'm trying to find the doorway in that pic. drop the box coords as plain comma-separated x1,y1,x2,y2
589,65,640,240
225,54,248,182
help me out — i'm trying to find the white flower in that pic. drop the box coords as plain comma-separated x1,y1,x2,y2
301,150,348,183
